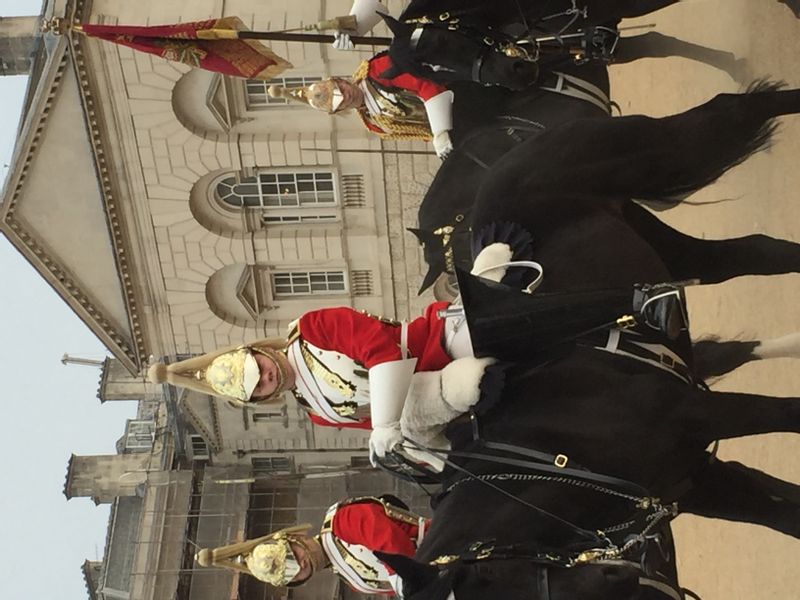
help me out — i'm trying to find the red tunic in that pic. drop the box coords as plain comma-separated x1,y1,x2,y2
367,53,447,102
299,301,451,429
321,498,430,594
334,502,421,560
359,54,448,136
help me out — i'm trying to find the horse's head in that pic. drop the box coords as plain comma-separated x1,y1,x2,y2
379,552,646,600
382,14,539,90
408,226,466,295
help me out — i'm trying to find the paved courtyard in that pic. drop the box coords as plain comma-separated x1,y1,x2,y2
611,1,800,597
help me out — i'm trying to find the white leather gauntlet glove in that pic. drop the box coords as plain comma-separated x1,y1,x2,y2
333,0,388,50
433,131,454,160
369,424,404,466
332,31,355,50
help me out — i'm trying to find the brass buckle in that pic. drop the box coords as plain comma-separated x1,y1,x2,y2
616,314,637,329
554,454,569,468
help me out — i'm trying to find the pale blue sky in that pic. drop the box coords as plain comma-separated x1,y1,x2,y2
1,0,136,597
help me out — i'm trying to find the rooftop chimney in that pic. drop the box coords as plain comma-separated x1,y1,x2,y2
0,16,39,76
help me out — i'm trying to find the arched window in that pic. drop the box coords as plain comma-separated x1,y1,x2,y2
215,171,339,223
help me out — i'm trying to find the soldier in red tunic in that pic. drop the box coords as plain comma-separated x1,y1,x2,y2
149,249,684,468
267,55,455,158
195,495,428,596
267,0,455,159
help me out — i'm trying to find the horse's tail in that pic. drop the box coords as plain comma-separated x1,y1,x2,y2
635,79,786,202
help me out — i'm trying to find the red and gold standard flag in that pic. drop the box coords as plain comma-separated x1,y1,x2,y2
77,16,292,80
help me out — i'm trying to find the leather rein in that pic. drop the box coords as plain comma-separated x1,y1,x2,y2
397,409,697,600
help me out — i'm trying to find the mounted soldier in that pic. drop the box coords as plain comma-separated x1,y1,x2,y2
149,238,683,469
195,495,429,595
266,54,456,158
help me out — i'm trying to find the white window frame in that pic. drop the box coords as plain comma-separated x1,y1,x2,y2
251,456,294,474
123,420,154,451
189,434,210,461
215,170,340,224
271,270,348,298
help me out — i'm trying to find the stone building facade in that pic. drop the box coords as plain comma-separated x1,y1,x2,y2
1,1,440,599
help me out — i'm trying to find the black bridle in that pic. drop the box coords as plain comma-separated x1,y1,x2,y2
433,541,693,600
392,430,705,600
392,419,692,600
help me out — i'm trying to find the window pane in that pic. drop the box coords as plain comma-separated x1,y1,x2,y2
296,181,315,192
234,183,260,196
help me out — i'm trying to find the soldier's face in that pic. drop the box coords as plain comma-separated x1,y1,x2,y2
289,541,314,583
333,79,365,112
252,352,295,398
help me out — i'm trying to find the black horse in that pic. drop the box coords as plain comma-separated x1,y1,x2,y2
381,84,800,600
412,77,800,294
398,1,796,294
386,0,746,90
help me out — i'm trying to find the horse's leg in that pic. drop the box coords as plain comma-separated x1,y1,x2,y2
679,459,800,538
780,0,800,18
621,203,800,283
694,333,800,379
485,85,800,202
615,32,746,82
680,387,800,441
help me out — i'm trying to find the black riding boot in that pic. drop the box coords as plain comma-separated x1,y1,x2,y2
632,284,687,341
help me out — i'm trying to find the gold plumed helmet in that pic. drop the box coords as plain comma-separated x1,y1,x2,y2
268,78,349,114
204,348,261,401
245,536,303,586
195,525,314,587
147,340,290,403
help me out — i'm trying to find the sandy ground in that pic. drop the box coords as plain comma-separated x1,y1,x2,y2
607,1,800,597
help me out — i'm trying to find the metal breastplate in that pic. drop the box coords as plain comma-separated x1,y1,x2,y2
319,498,425,594
286,338,371,423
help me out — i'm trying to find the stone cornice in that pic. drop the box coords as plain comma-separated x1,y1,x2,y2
0,27,140,372
68,0,147,368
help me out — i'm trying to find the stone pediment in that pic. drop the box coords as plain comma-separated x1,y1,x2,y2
0,35,142,372
178,390,223,453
